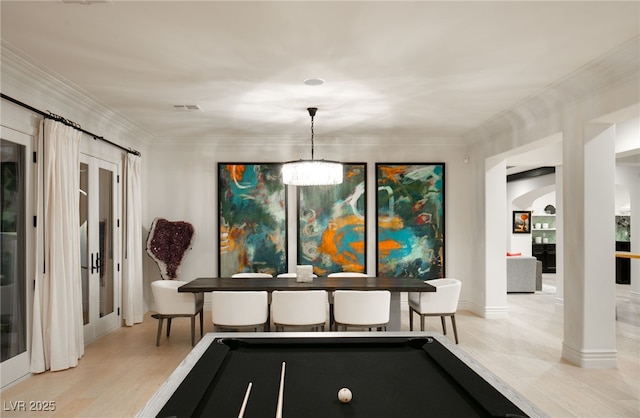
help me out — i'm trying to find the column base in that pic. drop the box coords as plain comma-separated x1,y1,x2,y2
562,342,617,368
468,302,508,319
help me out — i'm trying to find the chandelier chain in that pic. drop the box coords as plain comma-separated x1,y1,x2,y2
281,107,343,186
310,113,315,160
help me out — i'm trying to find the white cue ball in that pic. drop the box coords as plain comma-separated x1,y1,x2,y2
338,387,352,403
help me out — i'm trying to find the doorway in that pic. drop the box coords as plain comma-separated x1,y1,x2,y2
80,155,121,343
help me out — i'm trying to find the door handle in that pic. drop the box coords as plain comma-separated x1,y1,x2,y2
91,252,102,275
96,252,102,276
91,253,97,274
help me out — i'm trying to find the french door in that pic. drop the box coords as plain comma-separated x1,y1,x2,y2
80,155,120,343
0,130,33,388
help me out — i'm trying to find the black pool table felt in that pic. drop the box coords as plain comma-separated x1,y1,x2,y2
157,337,528,418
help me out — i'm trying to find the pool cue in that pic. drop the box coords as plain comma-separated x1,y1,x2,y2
275,362,286,418
238,382,252,418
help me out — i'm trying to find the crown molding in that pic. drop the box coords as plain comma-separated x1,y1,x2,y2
464,36,640,144
149,134,466,147
1,41,152,148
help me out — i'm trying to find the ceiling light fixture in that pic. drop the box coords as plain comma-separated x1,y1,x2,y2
303,78,325,86
282,107,343,186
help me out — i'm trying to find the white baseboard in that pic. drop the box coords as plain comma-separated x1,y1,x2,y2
466,301,508,319
562,343,618,368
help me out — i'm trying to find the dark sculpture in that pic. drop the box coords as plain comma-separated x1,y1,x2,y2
146,217,195,280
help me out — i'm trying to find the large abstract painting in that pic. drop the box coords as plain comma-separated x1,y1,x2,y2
376,163,445,279
297,163,366,276
218,163,287,277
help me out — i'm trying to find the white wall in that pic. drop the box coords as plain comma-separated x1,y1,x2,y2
143,140,476,308
615,116,640,155
2,31,637,359
531,191,556,215
464,37,639,365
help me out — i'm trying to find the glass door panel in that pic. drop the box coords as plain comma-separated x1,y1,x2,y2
1,140,26,362
81,155,120,343
98,167,114,318
1,130,32,389
80,162,89,325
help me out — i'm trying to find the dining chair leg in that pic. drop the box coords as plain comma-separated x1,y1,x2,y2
190,316,196,346
156,317,164,346
450,314,459,344
440,315,447,335
420,315,425,331
409,308,414,331
199,311,204,336
166,318,172,337
329,303,335,330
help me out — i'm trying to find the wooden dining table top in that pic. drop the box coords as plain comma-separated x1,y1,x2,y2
178,276,436,293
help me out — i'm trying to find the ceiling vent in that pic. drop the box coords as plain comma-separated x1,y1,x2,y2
172,104,203,112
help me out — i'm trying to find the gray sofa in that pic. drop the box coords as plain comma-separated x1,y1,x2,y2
507,256,542,293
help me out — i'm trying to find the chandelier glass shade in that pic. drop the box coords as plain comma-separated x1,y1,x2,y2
282,107,344,186
282,159,343,186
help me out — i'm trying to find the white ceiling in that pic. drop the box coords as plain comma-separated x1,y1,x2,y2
1,1,639,145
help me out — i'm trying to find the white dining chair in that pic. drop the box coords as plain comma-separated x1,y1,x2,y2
333,290,390,331
210,291,269,331
327,272,369,277
151,280,204,346
231,272,273,278
408,278,462,344
326,273,369,328
271,290,328,331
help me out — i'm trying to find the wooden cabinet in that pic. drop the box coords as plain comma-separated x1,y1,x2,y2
532,243,556,273
616,241,630,284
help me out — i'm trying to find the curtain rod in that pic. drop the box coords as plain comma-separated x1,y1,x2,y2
1,93,141,157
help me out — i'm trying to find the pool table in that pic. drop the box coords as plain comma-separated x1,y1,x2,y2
138,332,546,418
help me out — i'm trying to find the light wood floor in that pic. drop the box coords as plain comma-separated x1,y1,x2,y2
1,279,638,417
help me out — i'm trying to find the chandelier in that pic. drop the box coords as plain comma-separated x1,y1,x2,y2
282,107,343,186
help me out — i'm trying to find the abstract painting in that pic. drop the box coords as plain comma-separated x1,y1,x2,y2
376,163,445,279
218,163,287,276
297,163,366,276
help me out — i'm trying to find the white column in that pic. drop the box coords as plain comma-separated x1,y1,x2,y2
484,156,508,319
562,121,617,368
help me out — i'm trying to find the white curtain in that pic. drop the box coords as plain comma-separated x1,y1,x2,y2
122,153,144,326
31,119,84,373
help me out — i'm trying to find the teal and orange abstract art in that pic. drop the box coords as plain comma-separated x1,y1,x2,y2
376,163,445,279
297,163,367,276
218,163,287,277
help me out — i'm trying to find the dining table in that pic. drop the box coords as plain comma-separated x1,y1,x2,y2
178,276,436,331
